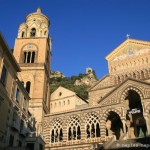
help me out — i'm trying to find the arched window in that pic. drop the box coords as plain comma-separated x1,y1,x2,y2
85,113,100,138
51,119,63,143
68,100,70,105
59,101,61,106
26,81,31,94
30,28,36,37
68,116,81,140
24,51,35,63
22,32,25,38
44,31,47,35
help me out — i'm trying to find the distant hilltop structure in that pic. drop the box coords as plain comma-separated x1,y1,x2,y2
74,67,98,86
50,70,65,78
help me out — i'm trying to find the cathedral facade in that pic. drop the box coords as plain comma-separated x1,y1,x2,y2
1,8,150,150
43,26,150,150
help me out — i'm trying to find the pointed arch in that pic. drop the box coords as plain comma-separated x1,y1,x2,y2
50,118,63,143
84,112,100,138
67,115,81,140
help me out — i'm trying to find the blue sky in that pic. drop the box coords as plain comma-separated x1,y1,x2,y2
1,0,150,79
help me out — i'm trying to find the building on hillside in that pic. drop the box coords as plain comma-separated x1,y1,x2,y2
50,71,65,78
50,86,88,113
44,38,150,149
74,68,97,86
0,33,36,149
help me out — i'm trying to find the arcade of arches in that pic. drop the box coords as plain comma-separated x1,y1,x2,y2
43,39,150,149
44,86,150,149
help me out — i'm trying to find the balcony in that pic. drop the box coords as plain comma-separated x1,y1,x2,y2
11,121,20,131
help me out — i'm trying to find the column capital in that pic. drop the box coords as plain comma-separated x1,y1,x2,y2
121,117,126,121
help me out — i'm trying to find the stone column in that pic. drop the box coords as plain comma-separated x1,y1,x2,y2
58,128,60,142
100,119,107,142
71,127,73,140
126,120,131,139
62,126,67,142
80,121,86,141
121,118,126,134
106,120,112,136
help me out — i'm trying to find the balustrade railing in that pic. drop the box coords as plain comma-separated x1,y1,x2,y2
49,137,102,147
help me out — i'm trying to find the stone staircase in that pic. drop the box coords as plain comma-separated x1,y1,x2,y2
96,136,150,150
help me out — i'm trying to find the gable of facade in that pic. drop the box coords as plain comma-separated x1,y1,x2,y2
50,86,88,113
106,38,150,75
51,86,76,100
88,75,115,106
98,78,150,106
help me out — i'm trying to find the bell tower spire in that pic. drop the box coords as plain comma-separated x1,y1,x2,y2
13,8,52,135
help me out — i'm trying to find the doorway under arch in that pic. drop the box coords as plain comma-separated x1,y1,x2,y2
106,111,123,140
125,90,147,137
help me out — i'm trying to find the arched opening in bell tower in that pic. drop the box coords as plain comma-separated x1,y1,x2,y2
21,31,25,38
26,81,31,94
30,28,36,37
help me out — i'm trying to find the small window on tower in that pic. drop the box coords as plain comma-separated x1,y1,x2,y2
0,65,7,85
59,92,62,96
22,32,25,38
30,28,36,37
24,51,35,63
26,81,31,94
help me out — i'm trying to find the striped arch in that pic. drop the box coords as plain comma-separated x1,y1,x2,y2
120,86,144,103
145,103,150,113
50,117,63,127
84,111,101,138
100,109,122,139
102,108,122,121
84,111,100,122
43,120,49,128
67,114,81,125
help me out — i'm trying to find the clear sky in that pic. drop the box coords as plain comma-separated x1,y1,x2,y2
1,0,150,79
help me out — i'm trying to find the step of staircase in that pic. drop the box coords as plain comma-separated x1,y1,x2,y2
96,136,150,150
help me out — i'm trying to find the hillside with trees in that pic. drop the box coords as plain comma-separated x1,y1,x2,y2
49,68,98,100
49,74,89,99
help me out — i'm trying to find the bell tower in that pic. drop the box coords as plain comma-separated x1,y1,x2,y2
13,8,52,135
